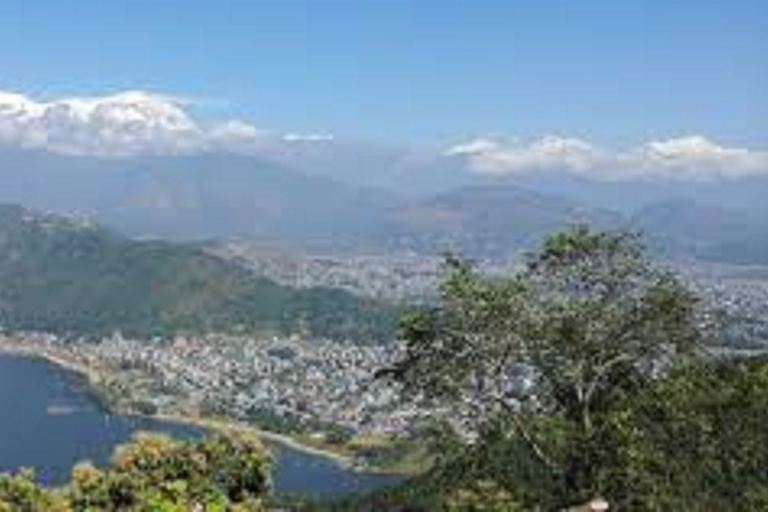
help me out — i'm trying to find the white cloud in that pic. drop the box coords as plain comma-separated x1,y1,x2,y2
207,120,262,143
2,89,765,183
282,132,335,143
635,136,768,178
0,90,201,156
0,89,330,157
447,135,768,180
446,136,606,174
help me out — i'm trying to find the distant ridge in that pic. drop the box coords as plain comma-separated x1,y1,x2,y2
631,199,768,265
387,184,623,257
3,146,768,263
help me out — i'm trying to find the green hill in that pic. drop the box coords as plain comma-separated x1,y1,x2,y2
0,204,396,340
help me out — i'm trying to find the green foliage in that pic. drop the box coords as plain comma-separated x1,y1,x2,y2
599,355,768,510
0,430,271,511
0,469,69,511
443,480,526,512
381,226,708,508
0,204,396,340
359,356,768,511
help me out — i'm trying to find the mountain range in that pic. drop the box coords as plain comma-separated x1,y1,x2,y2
3,142,768,263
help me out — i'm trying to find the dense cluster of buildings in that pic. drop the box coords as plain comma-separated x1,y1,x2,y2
209,243,446,301
0,331,415,435
686,269,768,349
210,242,516,302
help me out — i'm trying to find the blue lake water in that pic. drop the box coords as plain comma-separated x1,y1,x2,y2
0,353,402,497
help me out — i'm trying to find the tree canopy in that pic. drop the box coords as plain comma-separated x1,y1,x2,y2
381,226,708,507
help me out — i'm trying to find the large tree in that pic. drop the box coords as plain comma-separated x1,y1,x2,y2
381,227,706,505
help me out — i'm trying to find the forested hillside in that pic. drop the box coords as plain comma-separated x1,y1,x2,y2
0,204,396,340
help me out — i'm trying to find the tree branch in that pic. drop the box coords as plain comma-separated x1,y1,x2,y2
496,398,559,474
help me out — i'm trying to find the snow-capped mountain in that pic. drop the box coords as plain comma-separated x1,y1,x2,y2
0,90,255,156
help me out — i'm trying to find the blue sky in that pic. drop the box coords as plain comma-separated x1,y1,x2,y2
0,0,765,146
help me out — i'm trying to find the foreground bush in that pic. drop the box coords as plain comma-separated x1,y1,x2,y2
0,430,271,511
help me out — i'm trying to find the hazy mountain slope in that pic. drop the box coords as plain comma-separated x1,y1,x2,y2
505,171,768,215
0,147,623,258
95,153,402,245
387,184,623,257
631,199,768,264
3,145,768,263
0,147,403,250
0,204,396,339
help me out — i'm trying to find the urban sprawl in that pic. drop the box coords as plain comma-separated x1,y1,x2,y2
1,258,767,441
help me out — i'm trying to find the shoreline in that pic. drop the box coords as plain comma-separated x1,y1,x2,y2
0,346,356,468
150,413,354,467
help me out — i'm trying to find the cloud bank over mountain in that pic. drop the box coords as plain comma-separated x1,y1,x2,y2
446,135,768,180
0,89,332,157
2,89,767,183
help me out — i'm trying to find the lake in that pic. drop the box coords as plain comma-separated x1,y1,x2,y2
0,353,402,497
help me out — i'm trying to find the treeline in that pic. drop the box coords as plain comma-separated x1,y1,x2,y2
0,204,397,341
